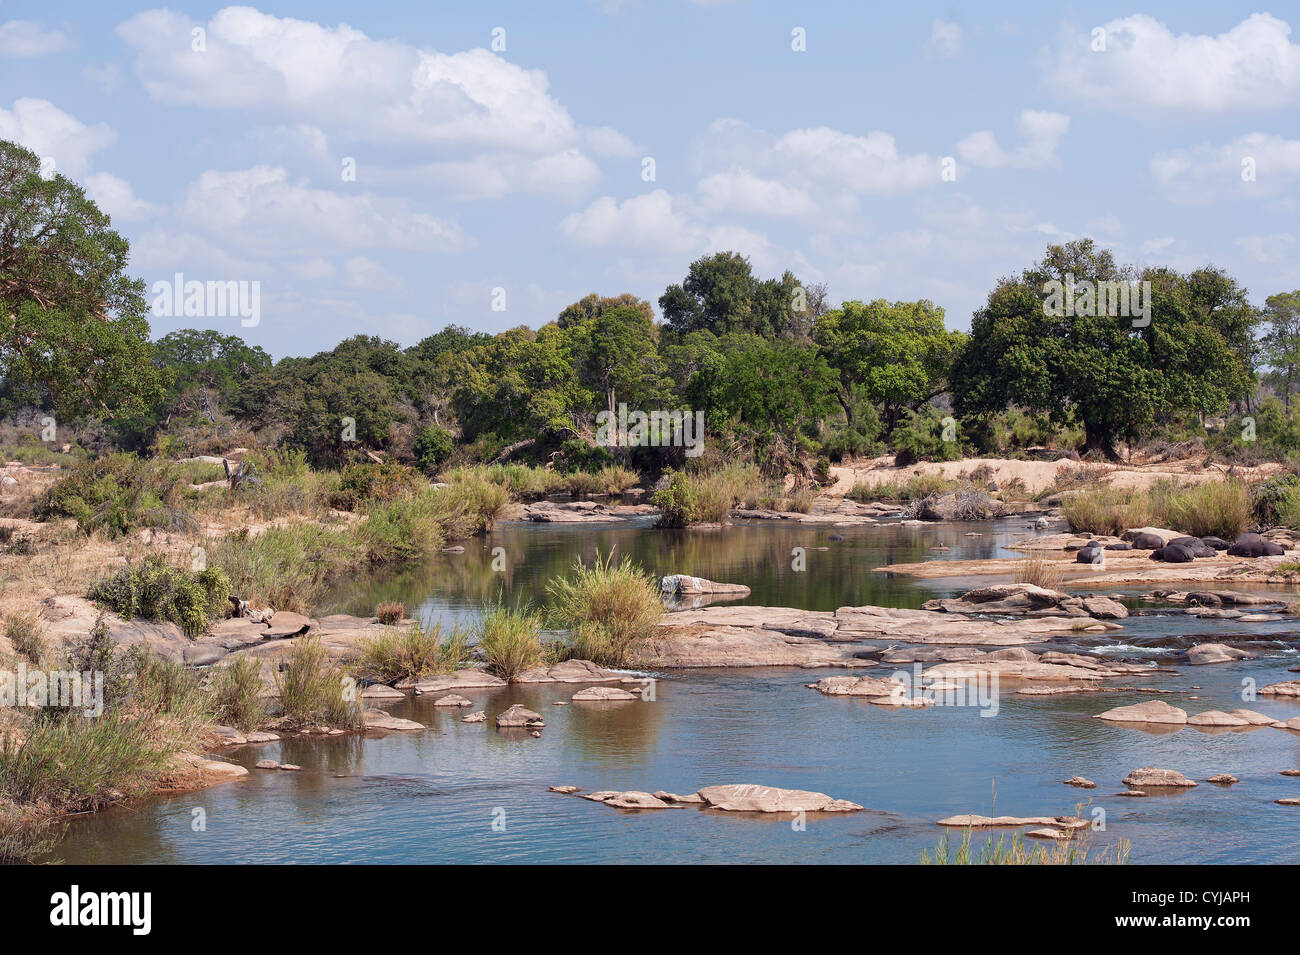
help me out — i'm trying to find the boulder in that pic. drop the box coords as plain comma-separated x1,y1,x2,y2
1186,643,1255,665
549,785,579,793
511,659,621,684
461,711,487,723
696,784,863,813
1187,710,1251,727
409,669,507,694
660,574,751,597
807,675,903,698
360,683,406,700
1230,709,1283,727
262,611,316,638
362,708,425,731
1064,776,1097,789
1259,680,1300,699
1095,700,1188,725
1122,767,1197,788
1227,533,1285,558
255,759,280,770
572,685,639,702
496,704,545,728
433,693,474,707
1207,774,1239,784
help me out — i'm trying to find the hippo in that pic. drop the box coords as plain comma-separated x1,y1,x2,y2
1129,532,1166,550
1226,533,1285,558
828,533,845,542
1150,543,1197,563
1200,536,1231,551
1104,541,1132,551
1076,543,1104,564
1169,536,1216,558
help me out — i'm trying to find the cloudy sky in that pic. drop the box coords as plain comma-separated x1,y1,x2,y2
2,1,1298,357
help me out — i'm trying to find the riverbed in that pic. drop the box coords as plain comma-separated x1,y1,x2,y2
53,517,1300,864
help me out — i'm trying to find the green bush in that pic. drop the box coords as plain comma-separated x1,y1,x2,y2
328,460,425,511
353,622,473,683
38,453,197,537
210,656,268,731
478,606,544,679
275,635,361,729
546,551,661,667
206,522,360,612
413,426,455,474
87,556,230,636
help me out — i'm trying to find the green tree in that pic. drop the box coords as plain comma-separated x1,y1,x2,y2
813,299,964,434
563,304,663,444
0,139,162,417
1261,291,1300,411
659,251,807,338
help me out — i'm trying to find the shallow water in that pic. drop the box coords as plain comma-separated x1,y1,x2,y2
53,517,1300,864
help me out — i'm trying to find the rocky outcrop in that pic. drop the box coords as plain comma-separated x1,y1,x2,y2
1095,700,1188,724
511,659,623,684
1122,767,1197,788
696,784,863,813
938,814,1089,830
660,575,751,597
920,583,1128,620
1187,710,1252,727
1186,643,1256,665
807,675,902,697
407,669,507,694
1259,680,1300,699
362,709,424,732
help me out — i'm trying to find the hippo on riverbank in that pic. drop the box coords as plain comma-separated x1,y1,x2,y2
1076,542,1104,564
1200,536,1231,551
1150,543,1197,563
1226,533,1285,558
1169,536,1216,558
1130,532,1165,550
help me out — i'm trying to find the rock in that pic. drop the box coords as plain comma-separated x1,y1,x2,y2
696,784,863,813
1275,798,1300,806
461,711,487,723
1281,769,1300,777
1116,790,1148,797
938,814,1089,830
571,685,638,702
1122,767,1197,788
660,574,751,597
262,611,316,638
549,785,579,793
1206,774,1238,784
1227,532,1285,557
1026,828,1073,840
807,675,902,698
197,759,249,781
654,790,705,804
360,683,406,700
496,704,545,728
511,659,622,684
1096,700,1188,724
255,759,280,770
362,708,425,731
1278,717,1300,731
279,763,302,771
1081,596,1129,619
408,669,507,694
1064,776,1096,789
433,693,474,707
912,490,1004,521
1187,710,1251,727
245,731,280,743
1259,680,1300,699
1230,709,1283,727
602,791,677,810
184,644,228,666
1186,643,1256,665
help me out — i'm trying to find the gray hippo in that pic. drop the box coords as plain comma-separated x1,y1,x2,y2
1129,532,1165,550
1226,533,1284,557
1150,542,1197,563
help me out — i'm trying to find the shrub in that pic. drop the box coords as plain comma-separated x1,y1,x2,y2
546,551,661,667
275,636,361,729
413,425,455,474
207,522,359,612
1061,488,1149,536
38,453,197,537
652,464,755,526
362,488,450,565
353,622,473,683
328,460,425,511
87,556,230,636
478,606,544,679
1252,474,1299,527
375,601,405,625
1014,557,1063,590
848,473,956,503
4,613,46,663
1150,480,1252,539
210,656,268,731
595,465,640,495
438,473,509,534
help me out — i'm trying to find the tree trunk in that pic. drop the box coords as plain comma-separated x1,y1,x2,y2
1082,421,1120,461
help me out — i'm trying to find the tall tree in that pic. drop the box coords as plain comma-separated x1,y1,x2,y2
0,139,162,417
1261,291,1300,411
659,251,806,338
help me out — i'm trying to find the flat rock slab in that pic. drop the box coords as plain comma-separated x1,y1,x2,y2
408,669,508,694
938,814,1088,830
1122,767,1197,788
1096,700,1188,725
571,685,639,702
1259,680,1300,699
807,675,903,698
698,784,863,813
1188,710,1253,728
360,684,405,700
1186,643,1256,665
511,659,622,684
362,709,424,732
661,574,752,597
642,625,871,668
433,693,474,707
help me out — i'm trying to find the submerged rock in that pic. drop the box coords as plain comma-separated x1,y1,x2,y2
571,685,639,702
1186,643,1256,665
433,693,474,707
697,784,863,813
1064,776,1096,789
363,708,425,732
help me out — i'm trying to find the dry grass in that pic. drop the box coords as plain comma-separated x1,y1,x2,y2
1013,557,1064,590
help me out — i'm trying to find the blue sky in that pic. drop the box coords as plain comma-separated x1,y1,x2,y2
2,1,1298,358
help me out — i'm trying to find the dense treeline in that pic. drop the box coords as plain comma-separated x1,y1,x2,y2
3,138,1298,476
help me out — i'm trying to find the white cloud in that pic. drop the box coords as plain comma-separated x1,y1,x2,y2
924,19,962,60
957,110,1070,170
85,172,159,222
344,256,403,291
1150,133,1300,202
116,7,605,154
1045,13,1300,113
176,166,474,256
0,20,70,57
1235,232,1297,264
696,168,817,218
559,190,696,253
0,98,115,176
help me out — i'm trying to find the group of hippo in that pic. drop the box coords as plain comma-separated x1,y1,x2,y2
1076,531,1286,565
